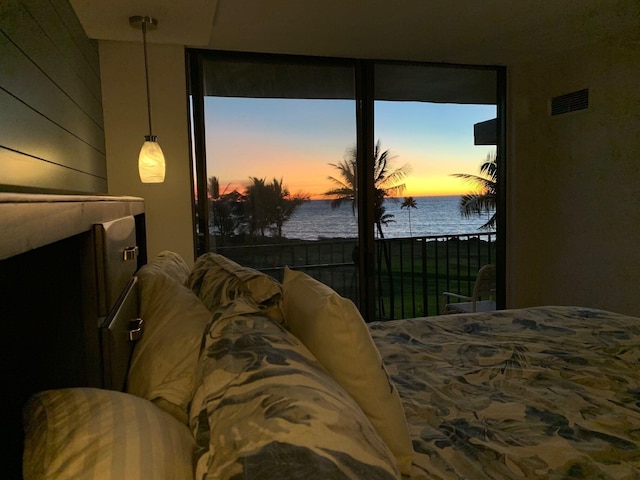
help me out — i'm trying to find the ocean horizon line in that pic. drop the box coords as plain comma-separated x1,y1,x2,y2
306,193,464,201
282,195,493,241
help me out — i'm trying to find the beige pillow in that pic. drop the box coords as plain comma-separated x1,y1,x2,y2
143,250,191,285
187,253,284,323
127,265,211,424
23,388,194,480
282,267,415,474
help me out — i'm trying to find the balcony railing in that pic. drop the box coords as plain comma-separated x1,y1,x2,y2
374,233,496,320
213,231,496,321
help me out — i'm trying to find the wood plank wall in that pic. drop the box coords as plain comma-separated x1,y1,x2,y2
0,0,107,193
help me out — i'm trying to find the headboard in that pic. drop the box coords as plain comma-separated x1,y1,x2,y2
0,193,146,477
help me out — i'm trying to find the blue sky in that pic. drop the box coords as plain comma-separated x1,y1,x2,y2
205,97,496,198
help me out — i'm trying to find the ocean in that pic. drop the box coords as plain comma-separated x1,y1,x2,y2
282,195,494,240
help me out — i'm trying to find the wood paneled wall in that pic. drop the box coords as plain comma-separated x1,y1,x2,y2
0,0,107,193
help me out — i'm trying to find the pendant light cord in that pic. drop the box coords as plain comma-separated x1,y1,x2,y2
142,20,153,137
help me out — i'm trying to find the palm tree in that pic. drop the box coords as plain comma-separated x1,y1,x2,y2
208,176,243,243
244,177,271,237
244,177,309,238
324,140,411,238
267,178,309,237
208,176,220,199
452,151,497,230
400,196,418,237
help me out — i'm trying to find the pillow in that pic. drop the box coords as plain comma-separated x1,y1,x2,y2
189,307,400,480
186,252,284,323
23,388,194,480
282,267,415,474
143,250,191,285
127,264,211,424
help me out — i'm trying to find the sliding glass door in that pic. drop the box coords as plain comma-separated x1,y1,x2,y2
188,52,361,304
187,51,505,320
372,63,499,319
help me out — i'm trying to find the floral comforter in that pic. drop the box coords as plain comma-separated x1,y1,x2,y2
369,306,640,480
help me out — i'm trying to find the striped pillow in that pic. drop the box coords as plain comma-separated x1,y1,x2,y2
23,388,194,480
128,265,211,424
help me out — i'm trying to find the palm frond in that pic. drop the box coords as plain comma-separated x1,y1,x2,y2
451,173,495,194
401,196,418,209
325,139,412,230
451,150,497,229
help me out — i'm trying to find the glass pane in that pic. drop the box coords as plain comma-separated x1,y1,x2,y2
373,63,498,320
198,55,359,304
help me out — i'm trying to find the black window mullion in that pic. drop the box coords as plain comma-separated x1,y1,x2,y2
187,51,209,256
495,66,507,310
355,60,376,321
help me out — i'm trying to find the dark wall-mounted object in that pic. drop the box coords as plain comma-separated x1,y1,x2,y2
474,118,497,145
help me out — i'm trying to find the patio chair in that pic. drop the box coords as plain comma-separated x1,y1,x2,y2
442,264,496,314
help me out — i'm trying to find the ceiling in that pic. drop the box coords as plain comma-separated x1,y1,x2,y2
71,0,639,65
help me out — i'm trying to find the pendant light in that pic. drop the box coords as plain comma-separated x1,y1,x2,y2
130,15,165,183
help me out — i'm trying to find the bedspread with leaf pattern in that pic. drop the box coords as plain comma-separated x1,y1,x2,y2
369,306,640,480
190,301,400,480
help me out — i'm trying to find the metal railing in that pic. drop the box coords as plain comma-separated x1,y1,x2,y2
213,238,358,301
212,231,496,321
374,232,496,320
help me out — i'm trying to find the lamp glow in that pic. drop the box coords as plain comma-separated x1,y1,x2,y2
138,136,165,183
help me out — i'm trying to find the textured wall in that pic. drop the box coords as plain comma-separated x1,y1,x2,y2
0,0,106,193
506,36,640,315
100,41,195,265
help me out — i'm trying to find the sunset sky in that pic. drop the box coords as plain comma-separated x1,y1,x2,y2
205,97,496,199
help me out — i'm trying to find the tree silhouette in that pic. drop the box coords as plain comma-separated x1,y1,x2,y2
208,176,243,243
244,177,309,238
244,177,271,236
452,151,497,230
208,176,220,199
268,178,309,237
401,196,418,237
324,140,410,238
208,176,308,242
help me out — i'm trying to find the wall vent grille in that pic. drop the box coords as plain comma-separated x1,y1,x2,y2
551,89,589,115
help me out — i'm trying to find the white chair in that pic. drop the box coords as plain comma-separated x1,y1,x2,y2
442,264,496,314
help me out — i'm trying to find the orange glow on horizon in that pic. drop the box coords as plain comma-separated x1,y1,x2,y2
207,145,490,199
209,174,473,200
203,96,496,201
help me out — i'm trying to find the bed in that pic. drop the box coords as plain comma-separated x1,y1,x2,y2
18,246,640,479
370,306,640,479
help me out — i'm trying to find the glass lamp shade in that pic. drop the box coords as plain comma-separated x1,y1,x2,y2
138,137,166,183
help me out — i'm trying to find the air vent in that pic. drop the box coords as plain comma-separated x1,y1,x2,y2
551,89,589,116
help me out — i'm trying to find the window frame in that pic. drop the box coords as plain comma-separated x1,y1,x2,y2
185,49,506,319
